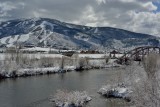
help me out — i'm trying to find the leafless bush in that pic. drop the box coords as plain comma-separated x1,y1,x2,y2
50,90,91,107
76,57,89,70
63,57,73,67
103,55,109,64
38,57,55,67
5,47,17,53
72,54,90,70
59,56,65,69
131,53,160,107
143,53,159,79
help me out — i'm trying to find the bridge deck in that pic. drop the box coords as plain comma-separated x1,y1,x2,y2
116,46,160,64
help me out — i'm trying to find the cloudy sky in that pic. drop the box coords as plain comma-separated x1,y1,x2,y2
0,0,160,36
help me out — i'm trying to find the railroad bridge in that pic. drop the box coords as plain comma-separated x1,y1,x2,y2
116,46,160,65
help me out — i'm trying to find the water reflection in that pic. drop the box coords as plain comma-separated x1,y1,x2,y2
0,69,129,107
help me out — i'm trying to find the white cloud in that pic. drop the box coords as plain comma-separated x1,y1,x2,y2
0,2,16,11
72,5,99,26
142,2,157,11
0,0,160,36
0,2,16,17
127,11,160,36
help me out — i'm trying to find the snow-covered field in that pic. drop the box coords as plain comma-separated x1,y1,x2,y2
0,53,63,61
78,54,108,58
78,53,124,58
20,47,59,53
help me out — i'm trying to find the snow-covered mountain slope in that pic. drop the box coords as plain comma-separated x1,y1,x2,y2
0,18,159,50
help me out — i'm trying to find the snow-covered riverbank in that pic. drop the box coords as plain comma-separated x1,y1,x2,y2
0,66,76,78
0,53,121,78
98,84,131,101
0,63,120,78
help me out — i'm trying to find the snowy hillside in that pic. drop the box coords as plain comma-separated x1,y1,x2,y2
0,18,159,50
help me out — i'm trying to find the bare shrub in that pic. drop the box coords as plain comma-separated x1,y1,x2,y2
72,54,89,70
132,53,160,107
18,56,32,68
39,57,55,67
143,53,159,79
0,53,57,76
0,60,18,77
63,57,73,67
103,55,109,64
60,56,65,69
50,90,91,107
6,47,17,53
76,57,89,70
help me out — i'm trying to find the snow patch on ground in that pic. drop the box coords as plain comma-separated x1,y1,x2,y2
78,54,108,58
0,34,29,45
21,47,59,53
0,53,63,60
18,34,30,42
74,33,89,41
98,84,131,101
112,39,125,49
0,36,10,44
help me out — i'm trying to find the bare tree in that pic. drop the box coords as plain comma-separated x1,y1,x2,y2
132,53,160,107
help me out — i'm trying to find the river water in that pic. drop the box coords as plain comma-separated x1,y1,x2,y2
0,69,129,107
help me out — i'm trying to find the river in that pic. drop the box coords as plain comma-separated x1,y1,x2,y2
0,69,129,107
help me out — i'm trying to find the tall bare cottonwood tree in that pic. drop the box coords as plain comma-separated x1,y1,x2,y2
132,53,160,107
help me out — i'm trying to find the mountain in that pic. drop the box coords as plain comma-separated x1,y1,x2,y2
0,18,159,50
